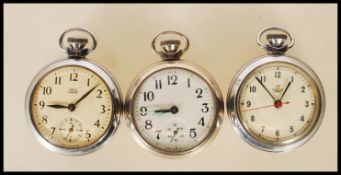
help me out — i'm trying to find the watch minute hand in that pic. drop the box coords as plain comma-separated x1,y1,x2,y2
255,77,277,101
73,84,99,106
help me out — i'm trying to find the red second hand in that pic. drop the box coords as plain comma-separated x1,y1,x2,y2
242,101,290,112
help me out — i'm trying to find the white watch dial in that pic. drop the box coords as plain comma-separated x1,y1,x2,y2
238,62,320,145
132,68,217,153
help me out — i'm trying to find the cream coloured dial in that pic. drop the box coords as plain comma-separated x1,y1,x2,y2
132,68,217,153
238,62,320,145
30,65,113,149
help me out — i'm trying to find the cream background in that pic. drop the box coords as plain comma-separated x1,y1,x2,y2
4,4,337,171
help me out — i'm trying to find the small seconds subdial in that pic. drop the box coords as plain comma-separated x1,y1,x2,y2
132,68,217,153
165,120,186,144
59,117,84,143
30,65,113,149
238,62,320,145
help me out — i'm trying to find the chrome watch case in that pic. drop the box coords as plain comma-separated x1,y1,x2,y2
125,31,224,157
25,28,123,156
227,27,325,152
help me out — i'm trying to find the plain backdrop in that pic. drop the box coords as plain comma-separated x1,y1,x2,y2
4,4,337,171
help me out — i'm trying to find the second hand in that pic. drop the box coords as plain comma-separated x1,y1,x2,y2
242,101,290,112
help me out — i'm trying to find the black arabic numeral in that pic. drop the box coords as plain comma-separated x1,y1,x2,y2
39,100,45,109
260,75,266,83
196,88,203,98
50,127,56,135
167,75,178,85
70,73,78,81
156,132,160,140
201,103,209,113
85,130,91,138
140,106,147,116
249,86,257,93
261,126,265,133
42,86,52,95
198,117,205,126
190,128,197,138
143,91,155,101
42,115,48,124
97,89,102,98
145,120,152,130
100,105,106,113
55,76,61,85
305,100,309,107
247,100,251,107
250,115,255,122
155,79,162,90
289,126,294,133
301,86,305,93
94,120,100,128
300,115,305,121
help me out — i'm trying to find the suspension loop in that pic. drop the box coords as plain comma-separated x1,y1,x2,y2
59,28,97,58
151,31,190,60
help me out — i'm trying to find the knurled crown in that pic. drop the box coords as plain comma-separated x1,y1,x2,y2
66,37,89,58
266,34,287,48
161,40,181,53
159,40,182,60
67,37,88,50
266,34,287,40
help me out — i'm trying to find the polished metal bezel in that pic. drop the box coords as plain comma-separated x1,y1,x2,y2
25,58,123,156
125,60,224,157
227,54,325,152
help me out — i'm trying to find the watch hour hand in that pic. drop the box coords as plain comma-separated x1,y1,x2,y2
279,81,292,101
47,104,68,109
155,109,171,113
154,106,179,114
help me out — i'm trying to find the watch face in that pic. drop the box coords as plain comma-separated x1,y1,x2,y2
131,67,219,154
30,65,114,149
237,62,321,146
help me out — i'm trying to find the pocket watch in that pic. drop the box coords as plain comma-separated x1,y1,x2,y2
227,27,325,152
125,31,224,156
25,28,123,155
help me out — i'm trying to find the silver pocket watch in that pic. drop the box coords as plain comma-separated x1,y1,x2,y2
125,31,224,156
25,28,123,155
227,27,325,152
